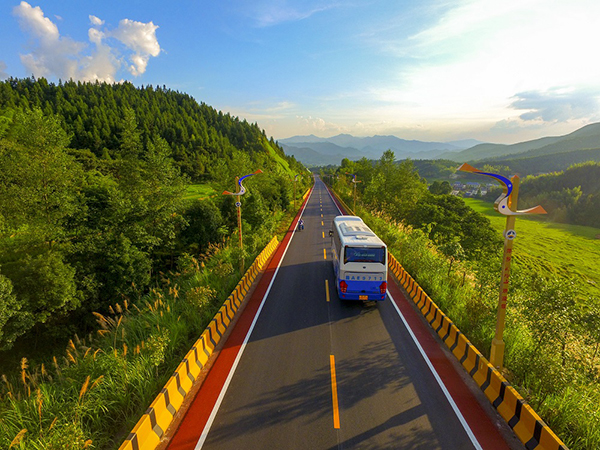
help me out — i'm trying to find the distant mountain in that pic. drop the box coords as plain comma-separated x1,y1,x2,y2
439,123,600,163
279,134,486,166
491,148,600,175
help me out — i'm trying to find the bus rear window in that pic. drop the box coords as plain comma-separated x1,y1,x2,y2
344,246,386,264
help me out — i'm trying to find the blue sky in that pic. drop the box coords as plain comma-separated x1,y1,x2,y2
2,0,600,144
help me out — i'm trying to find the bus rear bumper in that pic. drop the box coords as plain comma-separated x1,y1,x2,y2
337,291,387,301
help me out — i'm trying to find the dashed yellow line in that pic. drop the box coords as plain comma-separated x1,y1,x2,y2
322,231,325,238
330,355,341,429
325,279,330,302
323,248,327,260
321,221,324,226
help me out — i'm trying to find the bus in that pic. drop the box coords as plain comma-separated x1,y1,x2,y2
329,216,387,301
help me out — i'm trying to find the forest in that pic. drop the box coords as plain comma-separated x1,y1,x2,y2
481,162,600,227
0,77,309,355
408,158,600,228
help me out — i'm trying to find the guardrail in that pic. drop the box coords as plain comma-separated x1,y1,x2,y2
387,253,568,450
120,236,280,450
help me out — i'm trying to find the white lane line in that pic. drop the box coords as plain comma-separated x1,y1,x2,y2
194,188,314,449
387,292,483,450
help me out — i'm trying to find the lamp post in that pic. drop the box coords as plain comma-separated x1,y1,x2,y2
293,174,300,210
346,173,362,214
223,170,262,272
458,163,546,369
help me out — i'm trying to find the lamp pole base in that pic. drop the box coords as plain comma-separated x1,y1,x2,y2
490,338,505,369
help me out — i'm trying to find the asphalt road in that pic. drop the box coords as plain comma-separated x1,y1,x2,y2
168,177,516,450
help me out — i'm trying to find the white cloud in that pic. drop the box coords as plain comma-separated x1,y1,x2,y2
108,19,160,76
89,15,104,27
239,1,340,27
13,2,161,82
510,88,600,122
14,1,59,40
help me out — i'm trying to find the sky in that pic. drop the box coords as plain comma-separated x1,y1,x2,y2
1,0,600,144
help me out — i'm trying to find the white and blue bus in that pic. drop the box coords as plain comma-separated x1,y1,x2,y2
329,216,387,301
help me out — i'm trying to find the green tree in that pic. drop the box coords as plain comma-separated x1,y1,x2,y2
0,108,83,244
429,180,452,195
0,273,19,349
1,251,80,347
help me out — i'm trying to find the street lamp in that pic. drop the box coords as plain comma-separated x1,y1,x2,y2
458,163,546,370
345,173,362,214
223,170,262,271
293,174,301,210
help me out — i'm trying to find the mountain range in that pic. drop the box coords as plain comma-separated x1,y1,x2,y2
280,123,600,168
279,134,482,166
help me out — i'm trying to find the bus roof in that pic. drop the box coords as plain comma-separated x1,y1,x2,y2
333,216,386,247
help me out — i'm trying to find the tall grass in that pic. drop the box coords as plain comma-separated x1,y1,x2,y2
0,235,270,449
0,194,301,449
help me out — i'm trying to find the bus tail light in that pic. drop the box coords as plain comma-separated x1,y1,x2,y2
340,280,348,293
379,281,387,294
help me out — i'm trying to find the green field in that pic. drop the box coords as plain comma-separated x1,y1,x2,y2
464,198,600,299
183,184,218,200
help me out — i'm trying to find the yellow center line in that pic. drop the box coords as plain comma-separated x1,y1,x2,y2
325,279,330,302
330,355,341,429
323,248,327,260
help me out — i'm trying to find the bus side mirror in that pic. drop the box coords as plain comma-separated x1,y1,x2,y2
329,230,333,236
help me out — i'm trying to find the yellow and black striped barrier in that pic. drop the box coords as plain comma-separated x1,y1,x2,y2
120,236,280,450
387,253,568,450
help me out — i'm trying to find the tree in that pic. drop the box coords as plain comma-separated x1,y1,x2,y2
0,273,19,349
363,151,427,220
429,180,452,195
0,108,83,244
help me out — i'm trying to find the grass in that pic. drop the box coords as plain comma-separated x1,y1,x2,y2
463,198,600,300
264,139,292,175
182,184,218,201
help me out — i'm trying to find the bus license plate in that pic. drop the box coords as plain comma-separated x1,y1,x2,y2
359,295,368,300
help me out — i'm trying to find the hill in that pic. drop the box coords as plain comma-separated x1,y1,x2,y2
488,148,600,175
0,77,305,183
0,77,309,353
440,123,600,162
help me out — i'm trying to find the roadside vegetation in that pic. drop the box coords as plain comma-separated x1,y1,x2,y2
0,78,310,448
324,154,600,449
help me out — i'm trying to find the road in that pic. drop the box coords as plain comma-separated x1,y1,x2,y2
167,177,517,450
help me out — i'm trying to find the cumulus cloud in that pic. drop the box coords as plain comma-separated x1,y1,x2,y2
13,2,161,82
108,19,160,76
510,88,600,122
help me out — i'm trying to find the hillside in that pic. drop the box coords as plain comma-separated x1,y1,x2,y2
0,77,309,354
0,78,305,184
488,148,600,175
440,122,600,162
